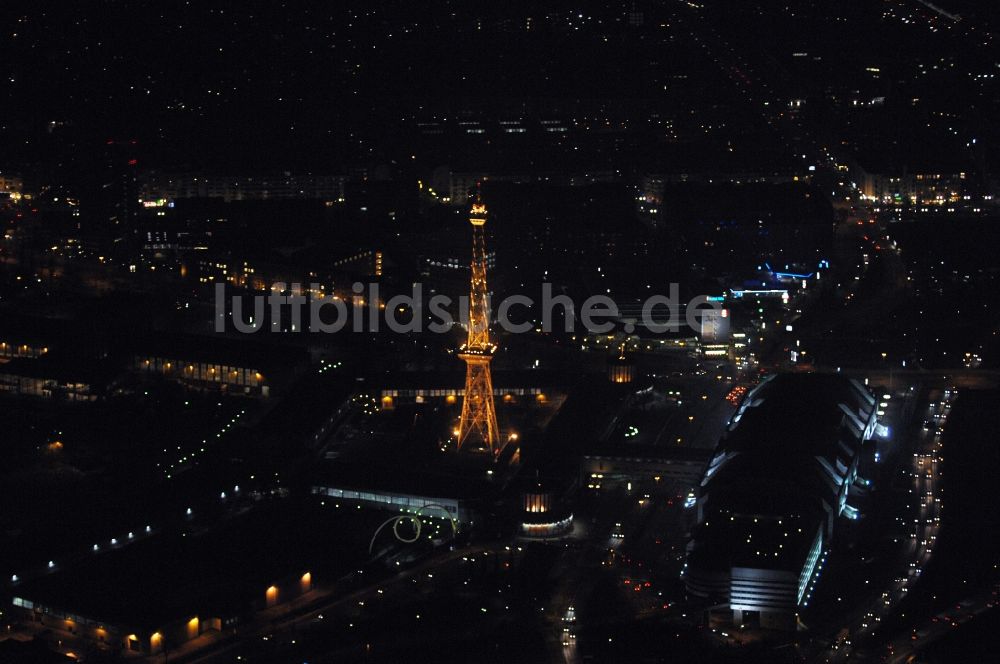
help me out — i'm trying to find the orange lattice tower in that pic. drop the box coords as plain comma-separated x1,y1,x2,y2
457,192,501,456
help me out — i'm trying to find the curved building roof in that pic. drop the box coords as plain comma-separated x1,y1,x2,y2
686,373,876,597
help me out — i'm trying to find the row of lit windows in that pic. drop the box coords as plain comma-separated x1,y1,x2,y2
381,387,541,398
0,376,96,400
0,341,48,358
135,357,264,386
13,597,104,628
313,486,458,514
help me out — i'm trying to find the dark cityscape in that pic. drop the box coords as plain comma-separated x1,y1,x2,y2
1,1,998,662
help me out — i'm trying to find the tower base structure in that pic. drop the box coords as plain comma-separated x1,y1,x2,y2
457,351,501,457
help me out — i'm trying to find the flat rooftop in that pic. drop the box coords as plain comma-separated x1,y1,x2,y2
313,438,499,503
12,499,381,632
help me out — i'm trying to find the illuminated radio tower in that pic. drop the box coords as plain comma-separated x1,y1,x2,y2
457,193,501,456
